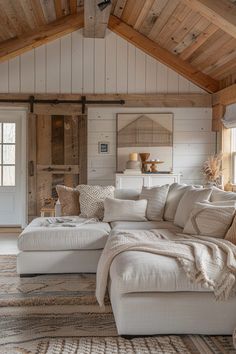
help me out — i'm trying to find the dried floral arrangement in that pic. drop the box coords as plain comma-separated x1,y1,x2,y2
202,153,222,187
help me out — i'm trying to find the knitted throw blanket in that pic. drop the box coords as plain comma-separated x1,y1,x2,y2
96,229,236,307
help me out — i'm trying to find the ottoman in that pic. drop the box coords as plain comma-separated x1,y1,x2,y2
17,217,111,275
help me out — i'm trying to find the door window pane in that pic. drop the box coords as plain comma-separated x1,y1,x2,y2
3,145,15,164
3,166,15,186
3,123,15,143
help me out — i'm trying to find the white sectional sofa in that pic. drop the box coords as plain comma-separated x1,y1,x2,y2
17,186,236,335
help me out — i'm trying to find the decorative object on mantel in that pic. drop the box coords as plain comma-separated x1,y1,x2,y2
124,152,141,175
143,160,164,173
139,152,150,173
98,142,110,154
202,153,223,188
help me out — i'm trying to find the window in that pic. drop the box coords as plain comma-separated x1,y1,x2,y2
0,123,16,186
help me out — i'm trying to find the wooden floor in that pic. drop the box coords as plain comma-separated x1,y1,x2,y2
0,233,19,255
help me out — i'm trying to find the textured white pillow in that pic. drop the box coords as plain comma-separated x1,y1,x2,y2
77,185,115,220
164,183,192,221
210,187,236,202
103,198,147,222
183,201,235,238
139,185,169,221
174,188,212,228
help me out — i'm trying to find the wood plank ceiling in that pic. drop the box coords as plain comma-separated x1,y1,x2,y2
0,0,235,91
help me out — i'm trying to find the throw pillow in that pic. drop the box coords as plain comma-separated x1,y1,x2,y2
56,185,80,216
174,188,212,228
103,198,147,222
225,214,236,245
164,183,192,221
139,185,169,221
210,187,236,202
183,201,235,238
77,185,115,220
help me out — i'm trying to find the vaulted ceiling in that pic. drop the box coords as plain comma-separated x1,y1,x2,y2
0,0,236,93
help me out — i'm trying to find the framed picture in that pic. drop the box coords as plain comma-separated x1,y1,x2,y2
98,142,110,154
117,113,173,172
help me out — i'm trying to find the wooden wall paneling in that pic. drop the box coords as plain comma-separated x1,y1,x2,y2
78,113,88,184
135,48,146,93
167,68,179,93
20,50,35,93
116,36,128,93
9,57,20,93
157,62,168,93
36,114,52,215
94,37,106,93
71,30,83,93
35,46,46,93
64,115,79,187
60,34,72,93
83,38,95,93
127,43,136,93
28,113,37,221
146,55,157,93
46,39,60,93
105,31,117,93
0,61,8,92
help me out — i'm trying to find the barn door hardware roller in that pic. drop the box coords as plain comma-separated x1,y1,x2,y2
0,95,125,113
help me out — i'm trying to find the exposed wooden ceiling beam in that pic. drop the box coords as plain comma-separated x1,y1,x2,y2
180,0,236,39
108,15,219,93
0,12,84,63
213,83,236,105
84,0,112,38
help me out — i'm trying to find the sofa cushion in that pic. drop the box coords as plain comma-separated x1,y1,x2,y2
103,198,147,222
210,187,236,202
139,185,169,221
225,214,236,245
183,201,235,238
110,221,182,233
56,185,80,216
164,183,192,221
18,217,111,251
114,189,140,200
110,248,210,294
174,188,212,228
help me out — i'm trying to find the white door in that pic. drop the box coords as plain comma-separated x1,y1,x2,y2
0,110,26,226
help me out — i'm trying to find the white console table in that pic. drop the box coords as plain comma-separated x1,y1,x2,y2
116,173,181,190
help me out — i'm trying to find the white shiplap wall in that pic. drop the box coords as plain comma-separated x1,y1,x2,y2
0,28,212,186
0,29,205,94
88,107,215,186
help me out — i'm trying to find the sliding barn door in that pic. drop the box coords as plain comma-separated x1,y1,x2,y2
28,113,87,221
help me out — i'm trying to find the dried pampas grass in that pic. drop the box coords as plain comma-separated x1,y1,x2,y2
202,153,222,187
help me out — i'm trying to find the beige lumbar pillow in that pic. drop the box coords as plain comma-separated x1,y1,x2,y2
103,198,147,222
183,201,235,238
225,215,236,245
139,185,169,221
164,183,193,221
174,188,213,228
56,185,80,216
77,185,115,220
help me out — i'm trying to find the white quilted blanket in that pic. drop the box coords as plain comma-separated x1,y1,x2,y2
96,229,236,307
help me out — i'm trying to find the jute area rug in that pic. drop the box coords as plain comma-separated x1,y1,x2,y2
0,255,235,354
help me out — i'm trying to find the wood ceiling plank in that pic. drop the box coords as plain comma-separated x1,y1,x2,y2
138,0,168,36
69,0,77,14
0,12,84,63
40,0,57,22
210,57,236,80
156,3,192,48
84,0,111,38
113,0,127,17
54,0,63,18
180,0,236,39
179,22,218,60
121,0,146,26
206,49,236,76
108,15,219,92
30,0,47,26
19,0,42,29
148,0,180,41
133,0,155,30
0,0,31,34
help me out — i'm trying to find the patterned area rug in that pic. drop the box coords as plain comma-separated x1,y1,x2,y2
0,255,235,354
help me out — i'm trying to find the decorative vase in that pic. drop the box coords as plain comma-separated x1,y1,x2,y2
139,153,150,173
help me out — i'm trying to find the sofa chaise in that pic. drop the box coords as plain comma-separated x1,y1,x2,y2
17,186,236,335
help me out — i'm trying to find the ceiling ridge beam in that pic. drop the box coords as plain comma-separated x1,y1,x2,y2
0,12,84,63
108,15,219,93
180,0,236,39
